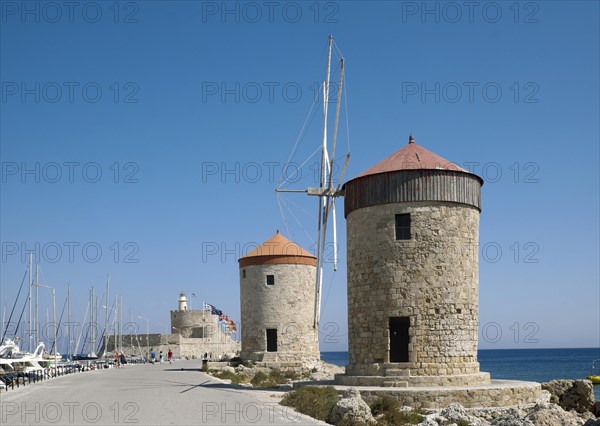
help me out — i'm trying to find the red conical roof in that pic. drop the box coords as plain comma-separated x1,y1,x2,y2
239,231,316,267
355,134,468,179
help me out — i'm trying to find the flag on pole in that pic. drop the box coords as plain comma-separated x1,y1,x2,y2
204,303,237,334
205,303,222,316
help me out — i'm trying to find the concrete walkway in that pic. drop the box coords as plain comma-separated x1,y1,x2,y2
0,360,327,425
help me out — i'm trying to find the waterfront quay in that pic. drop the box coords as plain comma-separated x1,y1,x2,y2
0,360,326,425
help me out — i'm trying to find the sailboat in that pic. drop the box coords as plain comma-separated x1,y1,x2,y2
73,287,98,361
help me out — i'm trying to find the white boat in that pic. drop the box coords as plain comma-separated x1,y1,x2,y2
0,339,51,373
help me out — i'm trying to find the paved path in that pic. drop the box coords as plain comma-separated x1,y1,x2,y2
0,360,327,425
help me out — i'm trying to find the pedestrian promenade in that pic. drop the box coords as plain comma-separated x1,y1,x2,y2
0,360,326,425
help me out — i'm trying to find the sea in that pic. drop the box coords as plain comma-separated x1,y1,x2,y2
321,348,600,400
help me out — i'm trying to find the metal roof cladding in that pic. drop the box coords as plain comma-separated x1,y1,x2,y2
354,134,473,179
238,230,317,267
343,135,484,216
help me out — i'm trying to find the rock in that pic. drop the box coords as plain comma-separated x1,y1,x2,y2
221,366,235,374
327,387,375,425
490,407,533,426
491,416,534,426
541,380,595,414
418,414,452,426
579,411,597,422
525,403,585,426
440,403,488,426
417,418,439,426
309,361,345,381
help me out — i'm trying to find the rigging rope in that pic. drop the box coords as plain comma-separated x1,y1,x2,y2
1,268,28,342
276,192,292,239
321,268,337,315
279,195,315,243
277,98,319,188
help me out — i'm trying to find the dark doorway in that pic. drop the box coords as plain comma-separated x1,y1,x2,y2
389,317,410,362
266,329,278,352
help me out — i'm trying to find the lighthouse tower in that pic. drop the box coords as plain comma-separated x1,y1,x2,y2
178,291,188,311
338,135,489,387
239,231,319,369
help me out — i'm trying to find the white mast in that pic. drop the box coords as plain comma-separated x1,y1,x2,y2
104,275,110,357
67,283,71,360
113,294,117,353
312,36,333,328
35,263,39,347
52,287,57,371
118,294,123,354
1,301,5,340
90,286,95,356
276,36,350,328
28,252,33,351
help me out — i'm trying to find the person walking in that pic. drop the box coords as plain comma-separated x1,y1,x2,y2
159,350,164,364
114,351,120,368
151,350,156,364
167,349,173,364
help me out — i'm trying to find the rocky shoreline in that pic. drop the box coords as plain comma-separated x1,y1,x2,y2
205,362,599,425
324,380,598,426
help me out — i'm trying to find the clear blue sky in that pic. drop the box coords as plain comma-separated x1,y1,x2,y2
1,1,598,352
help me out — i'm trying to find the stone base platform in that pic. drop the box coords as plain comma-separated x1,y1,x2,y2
335,372,491,387
243,352,320,372
294,379,545,409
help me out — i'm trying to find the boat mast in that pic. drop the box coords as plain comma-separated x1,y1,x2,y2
52,287,57,370
28,252,32,351
35,263,39,347
67,283,71,360
119,294,123,354
89,286,94,356
113,294,117,353
104,275,109,357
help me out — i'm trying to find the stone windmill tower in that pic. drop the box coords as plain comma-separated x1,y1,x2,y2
239,231,320,369
338,135,489,387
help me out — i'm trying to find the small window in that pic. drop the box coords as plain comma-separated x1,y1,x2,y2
242,269,246,278
266,275,275,286
395,213,411,240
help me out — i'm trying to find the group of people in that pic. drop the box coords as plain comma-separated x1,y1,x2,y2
149,349,173,364
113,351,127,367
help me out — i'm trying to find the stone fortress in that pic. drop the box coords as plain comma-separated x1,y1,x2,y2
108,292,239,359
332,135,544,408
238,231,320,370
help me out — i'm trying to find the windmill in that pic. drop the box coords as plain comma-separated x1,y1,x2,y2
276,36,350,328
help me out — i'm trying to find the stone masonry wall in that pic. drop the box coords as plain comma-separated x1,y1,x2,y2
108,309,240,360
346,201,480,377
171,309,216,338
240,262,319,364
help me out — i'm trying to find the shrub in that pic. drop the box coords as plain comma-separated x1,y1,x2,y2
250,370,292,388
370,396,400,417
369,397,425,426
280,386,340,421
211,370,252,384
250,371,269,387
